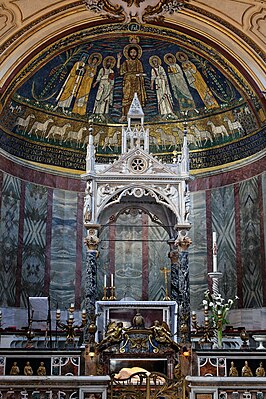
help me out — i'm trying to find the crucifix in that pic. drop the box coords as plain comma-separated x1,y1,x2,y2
160,267,171,301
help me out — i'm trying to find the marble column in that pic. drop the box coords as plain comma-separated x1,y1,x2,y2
84,225,100,344
168,238,179,303
174,231,192,342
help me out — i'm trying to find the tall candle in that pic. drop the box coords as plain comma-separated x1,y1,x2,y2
111,273,114,287
104,275,107,288
212,231,217,272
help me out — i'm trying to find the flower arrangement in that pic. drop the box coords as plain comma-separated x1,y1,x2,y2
203,290,238,347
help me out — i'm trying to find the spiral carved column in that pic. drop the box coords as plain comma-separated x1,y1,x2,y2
208,271,222,348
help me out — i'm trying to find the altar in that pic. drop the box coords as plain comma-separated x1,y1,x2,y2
95,300,178,343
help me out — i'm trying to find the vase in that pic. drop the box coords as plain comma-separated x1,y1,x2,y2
217,328,223,349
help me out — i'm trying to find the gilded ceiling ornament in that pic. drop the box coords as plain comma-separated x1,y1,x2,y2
84,0,188,23
142,0,188,23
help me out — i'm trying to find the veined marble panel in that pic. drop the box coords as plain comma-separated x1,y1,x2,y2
97,224,111,301
189,191,208,311
211,186,237,301
114,212,143,301
148,221,168,301
49,190,78,308
239,177,262,308
228,307,266,330
262,172,266,268
0,174,21,307
20,183,48,303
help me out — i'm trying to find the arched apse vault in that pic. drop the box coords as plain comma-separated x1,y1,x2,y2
0,2,265,174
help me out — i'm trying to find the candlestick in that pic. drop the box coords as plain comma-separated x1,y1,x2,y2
160,267,171,301
56,306,86,347
56,309,61,321
212,231,218,272
81,309,86,323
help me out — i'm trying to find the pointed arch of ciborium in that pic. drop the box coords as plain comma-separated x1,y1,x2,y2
96,183,183,228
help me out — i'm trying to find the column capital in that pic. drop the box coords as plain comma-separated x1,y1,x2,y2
174,230,192,251
84,224,101,252
208,272,222,280
84,223,101,231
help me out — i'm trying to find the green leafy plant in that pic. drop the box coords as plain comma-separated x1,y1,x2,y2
203,290,238,329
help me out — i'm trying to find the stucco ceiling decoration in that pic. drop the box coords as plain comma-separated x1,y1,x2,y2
84,0,189,23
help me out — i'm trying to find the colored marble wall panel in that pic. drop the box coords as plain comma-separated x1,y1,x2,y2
262,172,266,267
0,174,21,306
148,221,168,301
114,212,143,301
20,183,48,304
211,186,237,301
49,189,78,308
239,177,262,307
189,191,208,310
261,172,266,305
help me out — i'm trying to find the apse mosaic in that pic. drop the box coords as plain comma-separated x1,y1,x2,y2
0,24,264,171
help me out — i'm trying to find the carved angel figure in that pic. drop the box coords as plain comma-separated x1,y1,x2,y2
150,320,180,350
97,321,124,350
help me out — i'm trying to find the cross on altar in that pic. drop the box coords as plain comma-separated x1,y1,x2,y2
160,267,171,301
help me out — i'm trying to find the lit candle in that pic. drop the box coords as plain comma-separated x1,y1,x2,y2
70,303,74,309
104,275,107,288
111,273,114,287
192,311,196,315
212,231,218,272
82,309,86,315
